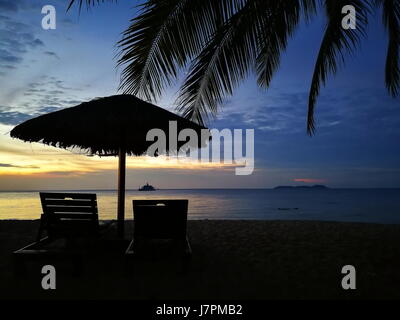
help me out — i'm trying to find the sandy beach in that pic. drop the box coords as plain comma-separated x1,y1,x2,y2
1,220,400,300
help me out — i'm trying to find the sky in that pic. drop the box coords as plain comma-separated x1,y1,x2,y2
0,0,399,190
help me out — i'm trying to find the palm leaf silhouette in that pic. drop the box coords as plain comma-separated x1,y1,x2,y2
377,0,400,97
68,0,400,134
307,0,370,134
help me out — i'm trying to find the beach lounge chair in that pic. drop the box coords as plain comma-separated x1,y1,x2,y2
13,192,102,272
125,199,192,258
36,192,99,241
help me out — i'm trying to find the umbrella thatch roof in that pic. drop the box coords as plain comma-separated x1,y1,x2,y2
10,95,208,156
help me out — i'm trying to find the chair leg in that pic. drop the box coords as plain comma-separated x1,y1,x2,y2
185,237,192,258
124,239,136,276
125,239,135,255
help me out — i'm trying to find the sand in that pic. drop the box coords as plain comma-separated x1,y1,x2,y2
1,220,400,299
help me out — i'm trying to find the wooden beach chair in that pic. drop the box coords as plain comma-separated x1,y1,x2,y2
36,192,99,241
125,199,192,258
14,192,101,273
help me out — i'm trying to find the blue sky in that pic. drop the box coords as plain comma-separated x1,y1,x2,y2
0,0,399,189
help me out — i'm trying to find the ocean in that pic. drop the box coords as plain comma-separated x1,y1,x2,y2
0,188,399,224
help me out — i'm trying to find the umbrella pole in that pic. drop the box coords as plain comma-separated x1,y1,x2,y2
117,146,126,238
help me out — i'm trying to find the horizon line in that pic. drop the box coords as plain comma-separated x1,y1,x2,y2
1,187,400,192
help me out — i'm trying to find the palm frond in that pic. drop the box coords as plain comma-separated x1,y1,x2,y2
256,0,306,88
117,0,247,101
67,0,398,135
176,0,274,125
301,0,318,22
380,0,400,97
67,0,117,11
307,0,370,135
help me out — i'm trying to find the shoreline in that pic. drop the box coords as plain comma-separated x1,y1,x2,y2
1,218,400,226
1,220,400,299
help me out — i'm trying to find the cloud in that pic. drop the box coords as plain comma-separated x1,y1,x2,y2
0,64,16,69
61,18,76,26
44,51,60,59
218,83,400,142
41,171,87,177
0,103,65,126
0,163,39,169
0,11,45,74
0,15,10,22
0,73,86,127
31,39,44,48
36,106,61,114
0,0,43,13
0,49,23,63
0,110,32,125
0,0,18,12
2,74,84,120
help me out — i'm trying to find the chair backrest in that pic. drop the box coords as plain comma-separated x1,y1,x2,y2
133,199,188,240
40,192,99,238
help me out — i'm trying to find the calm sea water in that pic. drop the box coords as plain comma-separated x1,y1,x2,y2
0,189,399,224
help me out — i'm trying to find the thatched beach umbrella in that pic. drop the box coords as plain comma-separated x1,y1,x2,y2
10,95,207,237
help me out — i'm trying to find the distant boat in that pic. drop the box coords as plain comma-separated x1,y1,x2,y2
138,182,156,191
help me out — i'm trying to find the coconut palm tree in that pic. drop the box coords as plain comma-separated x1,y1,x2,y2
68,0,399,134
